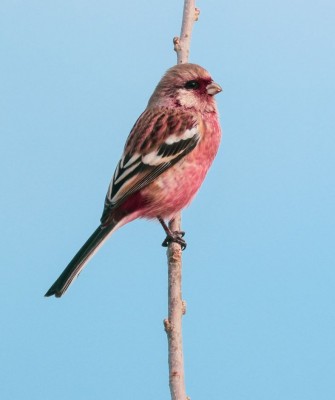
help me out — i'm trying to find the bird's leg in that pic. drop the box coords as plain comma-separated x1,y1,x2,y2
158,217,187,250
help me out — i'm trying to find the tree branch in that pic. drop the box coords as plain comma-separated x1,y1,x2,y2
165,2,199,399
173,1,200,64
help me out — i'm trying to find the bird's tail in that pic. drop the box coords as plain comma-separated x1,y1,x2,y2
45,222,117,298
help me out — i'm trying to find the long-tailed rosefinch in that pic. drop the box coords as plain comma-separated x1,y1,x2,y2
45,63,222,297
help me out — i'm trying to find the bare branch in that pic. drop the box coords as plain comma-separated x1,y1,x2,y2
166,215,187,400
165,2,199,399
174,1,200,64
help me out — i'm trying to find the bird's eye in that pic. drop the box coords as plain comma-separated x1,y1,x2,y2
184,80,200,90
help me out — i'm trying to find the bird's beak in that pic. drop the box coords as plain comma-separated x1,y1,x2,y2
206,81,222,96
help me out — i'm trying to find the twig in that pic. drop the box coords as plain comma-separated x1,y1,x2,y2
165,215,187,400
165,2,199,399
173,1,200,64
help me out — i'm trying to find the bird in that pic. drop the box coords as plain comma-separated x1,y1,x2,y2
45,63,222,298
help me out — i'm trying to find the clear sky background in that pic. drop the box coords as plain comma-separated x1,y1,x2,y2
1,1,334,399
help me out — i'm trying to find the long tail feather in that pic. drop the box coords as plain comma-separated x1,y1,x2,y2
45,223,116,298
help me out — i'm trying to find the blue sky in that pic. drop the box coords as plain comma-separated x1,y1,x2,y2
1,1,334,399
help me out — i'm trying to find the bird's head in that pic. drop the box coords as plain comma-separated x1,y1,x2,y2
148,63,222,113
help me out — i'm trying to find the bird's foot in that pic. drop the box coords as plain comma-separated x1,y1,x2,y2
161,230,187,250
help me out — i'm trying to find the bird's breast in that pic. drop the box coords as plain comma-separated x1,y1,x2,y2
139,113,221,220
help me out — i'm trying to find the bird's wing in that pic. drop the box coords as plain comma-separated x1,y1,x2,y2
101,108,201,222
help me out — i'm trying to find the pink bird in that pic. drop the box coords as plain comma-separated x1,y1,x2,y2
45,63,222,297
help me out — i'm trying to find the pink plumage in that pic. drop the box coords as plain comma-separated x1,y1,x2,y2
45,63,222,297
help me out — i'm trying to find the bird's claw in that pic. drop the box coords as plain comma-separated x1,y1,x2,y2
162,231,187,250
